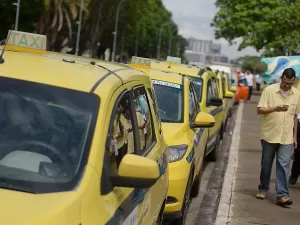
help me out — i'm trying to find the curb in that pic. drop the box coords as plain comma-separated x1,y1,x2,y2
214,102,244,225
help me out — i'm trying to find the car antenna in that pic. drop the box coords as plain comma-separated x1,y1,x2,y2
0,25,14,64
168,58,173,68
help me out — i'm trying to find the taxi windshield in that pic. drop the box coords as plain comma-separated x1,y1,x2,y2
152,80,183,123
0,77,98,193
188,76,202,101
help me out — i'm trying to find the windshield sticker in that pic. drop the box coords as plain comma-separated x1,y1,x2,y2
152,80,181,89
193,81,202,85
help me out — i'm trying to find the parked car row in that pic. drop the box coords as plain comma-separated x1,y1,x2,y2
0,31,237,225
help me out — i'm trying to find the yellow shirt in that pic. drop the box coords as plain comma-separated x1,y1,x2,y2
258,83,300,144
112,114,126,149
125,112,146,154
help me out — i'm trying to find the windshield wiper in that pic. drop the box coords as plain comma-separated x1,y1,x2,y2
0,181,35,194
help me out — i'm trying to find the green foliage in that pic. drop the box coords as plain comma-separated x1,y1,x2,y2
0,0,186,60
212,0,300,56
0,0,44,40
236,55,266,74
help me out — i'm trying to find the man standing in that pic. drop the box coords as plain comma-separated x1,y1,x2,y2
245,70,254,103
256,68,300,206
255,74,262,91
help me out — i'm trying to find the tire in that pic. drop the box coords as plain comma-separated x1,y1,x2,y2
171,174,193,225
228,108,232,118
156,200,165,225
191,165,203,198
224,118,228,132
206,134,221,162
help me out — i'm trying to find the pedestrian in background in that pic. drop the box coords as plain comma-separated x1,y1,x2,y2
255,74,262,91
245,70,254,103
256,68,300,206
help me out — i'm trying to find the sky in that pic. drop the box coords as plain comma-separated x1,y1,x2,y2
162,0,259,60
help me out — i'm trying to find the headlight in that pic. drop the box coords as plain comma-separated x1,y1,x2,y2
168,145,188,163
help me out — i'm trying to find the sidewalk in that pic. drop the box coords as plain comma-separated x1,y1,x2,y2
220,94,300,225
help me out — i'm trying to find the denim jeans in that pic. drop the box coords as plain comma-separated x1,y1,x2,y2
258,140,293,200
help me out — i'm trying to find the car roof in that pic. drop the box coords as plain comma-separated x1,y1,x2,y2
0,49,147,92
131,66,184,85
151,61,201,77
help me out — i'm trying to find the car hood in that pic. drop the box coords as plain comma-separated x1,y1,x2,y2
0,188,80,225
161,123,191,146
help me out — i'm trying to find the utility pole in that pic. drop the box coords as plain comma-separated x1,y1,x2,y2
135,30,139,56
75,0,84,56
121,28,126,55
13,0,21,31
112,0,127,62
177,40,180,57
168,34,172,56
157,22,171,60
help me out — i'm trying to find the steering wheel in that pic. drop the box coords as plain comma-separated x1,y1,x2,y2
14,140,73,176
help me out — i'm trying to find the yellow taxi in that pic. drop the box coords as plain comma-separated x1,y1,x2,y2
216,70,234,132
0,31,168,225
129,57,215,224
151,61,224,161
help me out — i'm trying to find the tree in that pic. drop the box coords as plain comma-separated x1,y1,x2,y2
212,0,300,56
0,0,43,40
236,56,266,74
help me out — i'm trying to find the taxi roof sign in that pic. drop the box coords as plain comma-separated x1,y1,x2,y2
130,56,151,69
6,30,47,53
166,56,181,64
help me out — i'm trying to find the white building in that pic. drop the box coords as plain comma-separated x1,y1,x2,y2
184,38,229,65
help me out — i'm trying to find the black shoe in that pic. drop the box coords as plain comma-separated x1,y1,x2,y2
289,175,298,185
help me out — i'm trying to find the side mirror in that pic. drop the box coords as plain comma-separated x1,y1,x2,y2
190,112,215,129
207,96,223,107
110,154,160,189
230,86,237,92
224,91,234,99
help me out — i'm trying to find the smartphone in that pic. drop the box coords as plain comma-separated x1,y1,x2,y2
283,104,289,110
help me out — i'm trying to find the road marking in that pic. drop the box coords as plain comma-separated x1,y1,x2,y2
214,102,244,225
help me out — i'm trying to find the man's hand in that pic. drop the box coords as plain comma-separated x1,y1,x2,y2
293,137,298,149
274,105,288,112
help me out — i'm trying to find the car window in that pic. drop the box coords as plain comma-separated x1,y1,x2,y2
147,87,162,133
0,77,98,193
152,80,184,123
107,92,136,173
207,79,213,99
187,76,202,102
189,84,198,122
222,77,226,96
133,86,156,154
212,78,219,98
191,83,200,113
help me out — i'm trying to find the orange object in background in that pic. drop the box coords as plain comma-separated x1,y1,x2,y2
234,69,249,103
235,85,249,103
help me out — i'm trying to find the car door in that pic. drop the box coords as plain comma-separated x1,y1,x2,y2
189,83,206,176
211,77,223,133
207,78,218,148
100,81,164,225
187,82,202,177
131,84,168,225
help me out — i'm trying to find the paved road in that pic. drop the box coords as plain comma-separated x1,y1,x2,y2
163,104,238,225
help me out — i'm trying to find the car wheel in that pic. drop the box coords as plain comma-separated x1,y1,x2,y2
206,134,221,162
171,174,193,225
191,165,203,198
156,201,165,225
